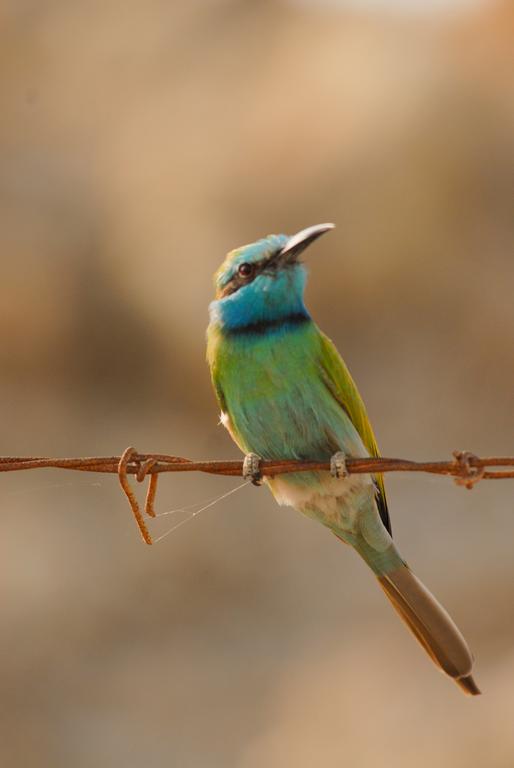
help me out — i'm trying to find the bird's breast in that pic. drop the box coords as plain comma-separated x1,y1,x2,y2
214,323,375,526
217,324,367,464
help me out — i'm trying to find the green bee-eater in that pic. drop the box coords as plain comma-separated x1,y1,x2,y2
206,223,479,695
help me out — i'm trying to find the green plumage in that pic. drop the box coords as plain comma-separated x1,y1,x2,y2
207,224,479,695
208,320,391,534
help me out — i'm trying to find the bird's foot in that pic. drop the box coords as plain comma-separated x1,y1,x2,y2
330,451,348,479
243,453,263,486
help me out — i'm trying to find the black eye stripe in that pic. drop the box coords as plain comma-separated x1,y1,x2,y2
220,252,282,297
237,252,280,279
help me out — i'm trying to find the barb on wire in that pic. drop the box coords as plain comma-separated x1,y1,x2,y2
0,449,512,544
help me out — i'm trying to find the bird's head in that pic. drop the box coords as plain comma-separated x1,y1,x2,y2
210,223,334,331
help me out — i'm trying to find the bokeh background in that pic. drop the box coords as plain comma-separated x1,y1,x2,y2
1,0,513,766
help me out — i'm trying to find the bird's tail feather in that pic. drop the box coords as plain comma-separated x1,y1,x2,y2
376,562,480,695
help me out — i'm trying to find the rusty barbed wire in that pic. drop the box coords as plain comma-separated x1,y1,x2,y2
0,449,512,544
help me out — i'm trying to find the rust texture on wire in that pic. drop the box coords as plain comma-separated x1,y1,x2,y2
0,449,512,544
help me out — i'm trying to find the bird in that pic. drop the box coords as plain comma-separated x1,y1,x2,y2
206,223,480,695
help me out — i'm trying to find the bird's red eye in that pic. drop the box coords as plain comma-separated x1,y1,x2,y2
238,262,253,278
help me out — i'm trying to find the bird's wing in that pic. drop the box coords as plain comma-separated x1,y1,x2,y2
317,330,391,535
210,360,227,414
207,327,228,414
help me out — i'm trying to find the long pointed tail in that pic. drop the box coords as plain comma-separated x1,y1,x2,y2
377,561,480,695
345,529,480,695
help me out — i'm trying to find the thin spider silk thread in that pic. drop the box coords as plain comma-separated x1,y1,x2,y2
152,480,251,544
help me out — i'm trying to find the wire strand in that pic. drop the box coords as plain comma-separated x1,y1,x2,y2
1,447,512,544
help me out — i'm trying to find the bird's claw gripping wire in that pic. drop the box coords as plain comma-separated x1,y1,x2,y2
118,447,160,544
243,453,263,485
453,450,485,490
330,451,348,479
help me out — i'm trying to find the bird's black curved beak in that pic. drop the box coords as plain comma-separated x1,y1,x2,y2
279,223,335,264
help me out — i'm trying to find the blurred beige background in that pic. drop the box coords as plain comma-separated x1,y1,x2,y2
1,0,513,766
